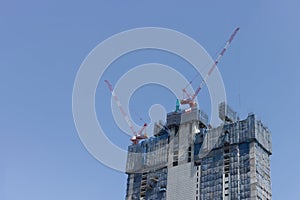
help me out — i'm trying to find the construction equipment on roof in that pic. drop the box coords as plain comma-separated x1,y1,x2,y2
104,80,148,144
180,27,240,108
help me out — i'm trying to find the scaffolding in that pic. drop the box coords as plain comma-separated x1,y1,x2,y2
125,104,272,200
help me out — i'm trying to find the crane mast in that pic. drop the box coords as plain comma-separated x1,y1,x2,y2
181,27,240,108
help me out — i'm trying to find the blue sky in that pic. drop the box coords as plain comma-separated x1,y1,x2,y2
1,1,300,199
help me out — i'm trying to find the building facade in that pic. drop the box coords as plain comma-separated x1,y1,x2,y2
125,103,272,200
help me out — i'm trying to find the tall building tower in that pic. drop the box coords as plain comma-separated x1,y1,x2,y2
125,103,272,200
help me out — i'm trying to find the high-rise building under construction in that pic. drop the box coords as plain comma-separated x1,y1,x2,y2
125,103,272,200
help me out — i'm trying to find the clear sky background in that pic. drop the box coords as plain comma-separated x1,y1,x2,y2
1,1,300,199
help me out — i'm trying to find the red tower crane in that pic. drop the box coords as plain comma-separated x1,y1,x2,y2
181,27,240,108
104,80,148,144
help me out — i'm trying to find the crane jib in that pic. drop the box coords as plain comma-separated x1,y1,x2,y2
180,27,240,107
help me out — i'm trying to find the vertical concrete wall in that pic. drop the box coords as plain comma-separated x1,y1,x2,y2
166,163,197,200
178,123,191,165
